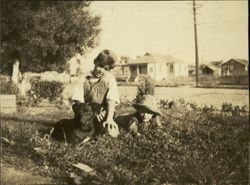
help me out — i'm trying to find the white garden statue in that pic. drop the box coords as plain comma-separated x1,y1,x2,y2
12,59,20,84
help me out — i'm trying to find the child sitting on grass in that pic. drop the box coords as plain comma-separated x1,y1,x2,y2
116,95,162,136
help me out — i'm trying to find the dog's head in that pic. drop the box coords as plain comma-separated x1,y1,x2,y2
72,103,94,125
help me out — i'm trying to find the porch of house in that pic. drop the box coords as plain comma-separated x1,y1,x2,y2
128,64,148,82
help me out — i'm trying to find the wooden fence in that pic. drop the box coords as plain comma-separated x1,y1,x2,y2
220,75,249,85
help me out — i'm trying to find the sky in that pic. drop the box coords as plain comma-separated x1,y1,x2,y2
80,1,248,71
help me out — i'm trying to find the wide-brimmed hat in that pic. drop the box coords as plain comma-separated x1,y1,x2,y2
133,95,162,116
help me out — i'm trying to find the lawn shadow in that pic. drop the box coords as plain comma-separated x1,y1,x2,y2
1,114,63,130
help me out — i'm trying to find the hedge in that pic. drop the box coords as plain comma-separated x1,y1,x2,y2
27,80,64,104
0,79,19,94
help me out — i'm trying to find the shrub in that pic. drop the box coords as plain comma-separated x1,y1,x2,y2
134,75,155,103
221,102,248,116
159,100,249,184
27,80,64,104
0,79,19,94
16,94,29,109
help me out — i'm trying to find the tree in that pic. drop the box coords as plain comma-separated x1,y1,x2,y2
1,0,101,75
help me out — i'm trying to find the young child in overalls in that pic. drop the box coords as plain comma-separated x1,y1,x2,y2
72,49,120,137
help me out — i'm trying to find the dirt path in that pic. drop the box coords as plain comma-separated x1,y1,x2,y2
118,86,249,108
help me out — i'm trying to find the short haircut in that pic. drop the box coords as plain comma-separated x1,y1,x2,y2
94,49,117,70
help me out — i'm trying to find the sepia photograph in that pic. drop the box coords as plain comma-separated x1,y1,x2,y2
1,0,249,184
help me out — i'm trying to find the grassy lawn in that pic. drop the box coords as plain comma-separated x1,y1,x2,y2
1,100,249,184
1,166,54,185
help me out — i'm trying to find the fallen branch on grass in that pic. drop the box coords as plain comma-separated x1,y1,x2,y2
71,162,94,173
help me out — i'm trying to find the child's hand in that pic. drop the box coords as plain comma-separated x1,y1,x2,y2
96,107,106,122
103,119,119,138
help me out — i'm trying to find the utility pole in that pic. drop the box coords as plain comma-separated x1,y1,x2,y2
193,0,199,87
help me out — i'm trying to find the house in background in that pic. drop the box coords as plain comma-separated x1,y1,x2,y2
125,52,188,82
166,55,189,80
113,56,131,82
221,58,249,85
189,60,222,77
221,59,248,76
199,64,221,76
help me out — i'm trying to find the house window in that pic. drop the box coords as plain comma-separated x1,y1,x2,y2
170,64,174,72
224,66,230,75
230,65,234,70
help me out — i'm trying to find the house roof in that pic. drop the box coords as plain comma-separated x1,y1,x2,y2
222,58,249,66
128,52,185,65
233,59,248,66
200,64,219,71
164,55,186,64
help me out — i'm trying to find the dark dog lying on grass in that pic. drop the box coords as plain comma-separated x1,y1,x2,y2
50,103,95,144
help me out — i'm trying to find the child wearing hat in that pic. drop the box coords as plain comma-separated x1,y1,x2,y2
129,95,162,134
72,49,120,137
123,95,162,135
